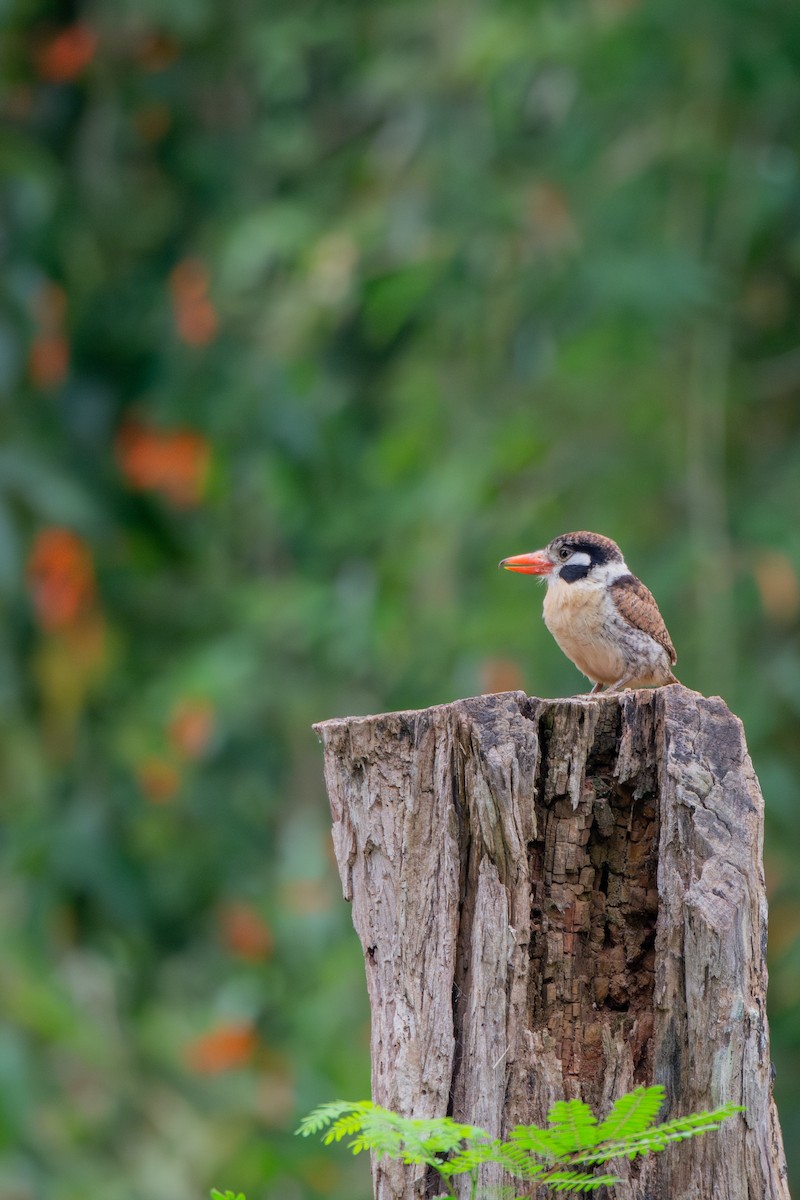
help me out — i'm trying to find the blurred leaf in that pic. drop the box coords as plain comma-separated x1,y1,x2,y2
0,450,97,528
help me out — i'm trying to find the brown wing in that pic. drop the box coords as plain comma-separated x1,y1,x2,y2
609,574,677,664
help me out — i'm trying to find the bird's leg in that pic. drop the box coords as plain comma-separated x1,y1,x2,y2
605,672,637,693
589,681,605,694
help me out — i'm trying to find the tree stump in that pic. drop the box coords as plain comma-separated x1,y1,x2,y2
314,686,789,1200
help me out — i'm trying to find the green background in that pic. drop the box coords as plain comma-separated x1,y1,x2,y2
2,0,800,1196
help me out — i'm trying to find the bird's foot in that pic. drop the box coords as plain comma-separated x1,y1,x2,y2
606,673,639,693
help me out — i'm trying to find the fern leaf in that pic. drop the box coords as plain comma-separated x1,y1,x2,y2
542,1170,621,1193
353,1109,409,1159
297,1092,741,1196
489,1143,549,1180
440,1141,497,1175
296,1100,371,1137
506,1122,561,1159
571,1103,743,1166
443,1140,547,1182
325,1111,369,1143
493,1142,541,1172
407,1115,483,1152
546,1098,601,1153
479,1187,518,1200
595,1085,665,1142
331,1105,490,1167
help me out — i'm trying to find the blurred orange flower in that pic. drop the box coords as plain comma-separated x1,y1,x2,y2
170,259,208,303
168,698,215,759
115,419,211,507
26,529,96,631
35,24,98,83
29,333,69,389
29,282,69,389
169,258,218,346
136,757,182,805
219,902,274,961
184,1022,258,1074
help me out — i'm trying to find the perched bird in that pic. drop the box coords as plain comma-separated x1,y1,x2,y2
500,531,678,693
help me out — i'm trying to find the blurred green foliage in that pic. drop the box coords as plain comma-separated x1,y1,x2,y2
2,0,800,1197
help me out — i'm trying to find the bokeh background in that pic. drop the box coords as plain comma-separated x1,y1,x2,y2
2,0,800,1197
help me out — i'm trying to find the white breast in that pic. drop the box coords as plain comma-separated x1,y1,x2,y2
542,577,627,685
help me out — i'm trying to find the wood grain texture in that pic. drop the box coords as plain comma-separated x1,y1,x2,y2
314,686,788,1200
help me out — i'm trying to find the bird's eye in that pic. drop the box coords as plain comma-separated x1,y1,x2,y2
558,547,571,561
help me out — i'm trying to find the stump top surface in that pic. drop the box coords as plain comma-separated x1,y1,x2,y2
313,683,720,737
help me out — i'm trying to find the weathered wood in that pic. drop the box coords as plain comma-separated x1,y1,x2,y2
314,686,789,1200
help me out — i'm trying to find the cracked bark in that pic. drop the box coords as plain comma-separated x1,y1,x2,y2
314,686,789,1200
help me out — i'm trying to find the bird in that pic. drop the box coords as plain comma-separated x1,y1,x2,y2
499,531,678,694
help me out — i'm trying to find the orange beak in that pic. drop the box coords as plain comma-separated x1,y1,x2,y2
499,550,553,575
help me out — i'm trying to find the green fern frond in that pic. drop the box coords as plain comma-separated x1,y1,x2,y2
499,1146,553,1181
296,1100,371,1137
486,1187,521,1200
326,1110,373,1143
491,1142,546,1176
540,1169,621,1193
350,1108,409,1158
439,1144,493,1176
377,1110,483,1158
545,1099,601,1153
443,1140,546,1181
570,1104,744,1166
506,1123,561,1159
594,1085,665,1142
406,1114,483,1151
296,1091,742,1196
304,1100,490,1168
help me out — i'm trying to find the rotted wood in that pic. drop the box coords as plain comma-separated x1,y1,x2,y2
314,687,789,1200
